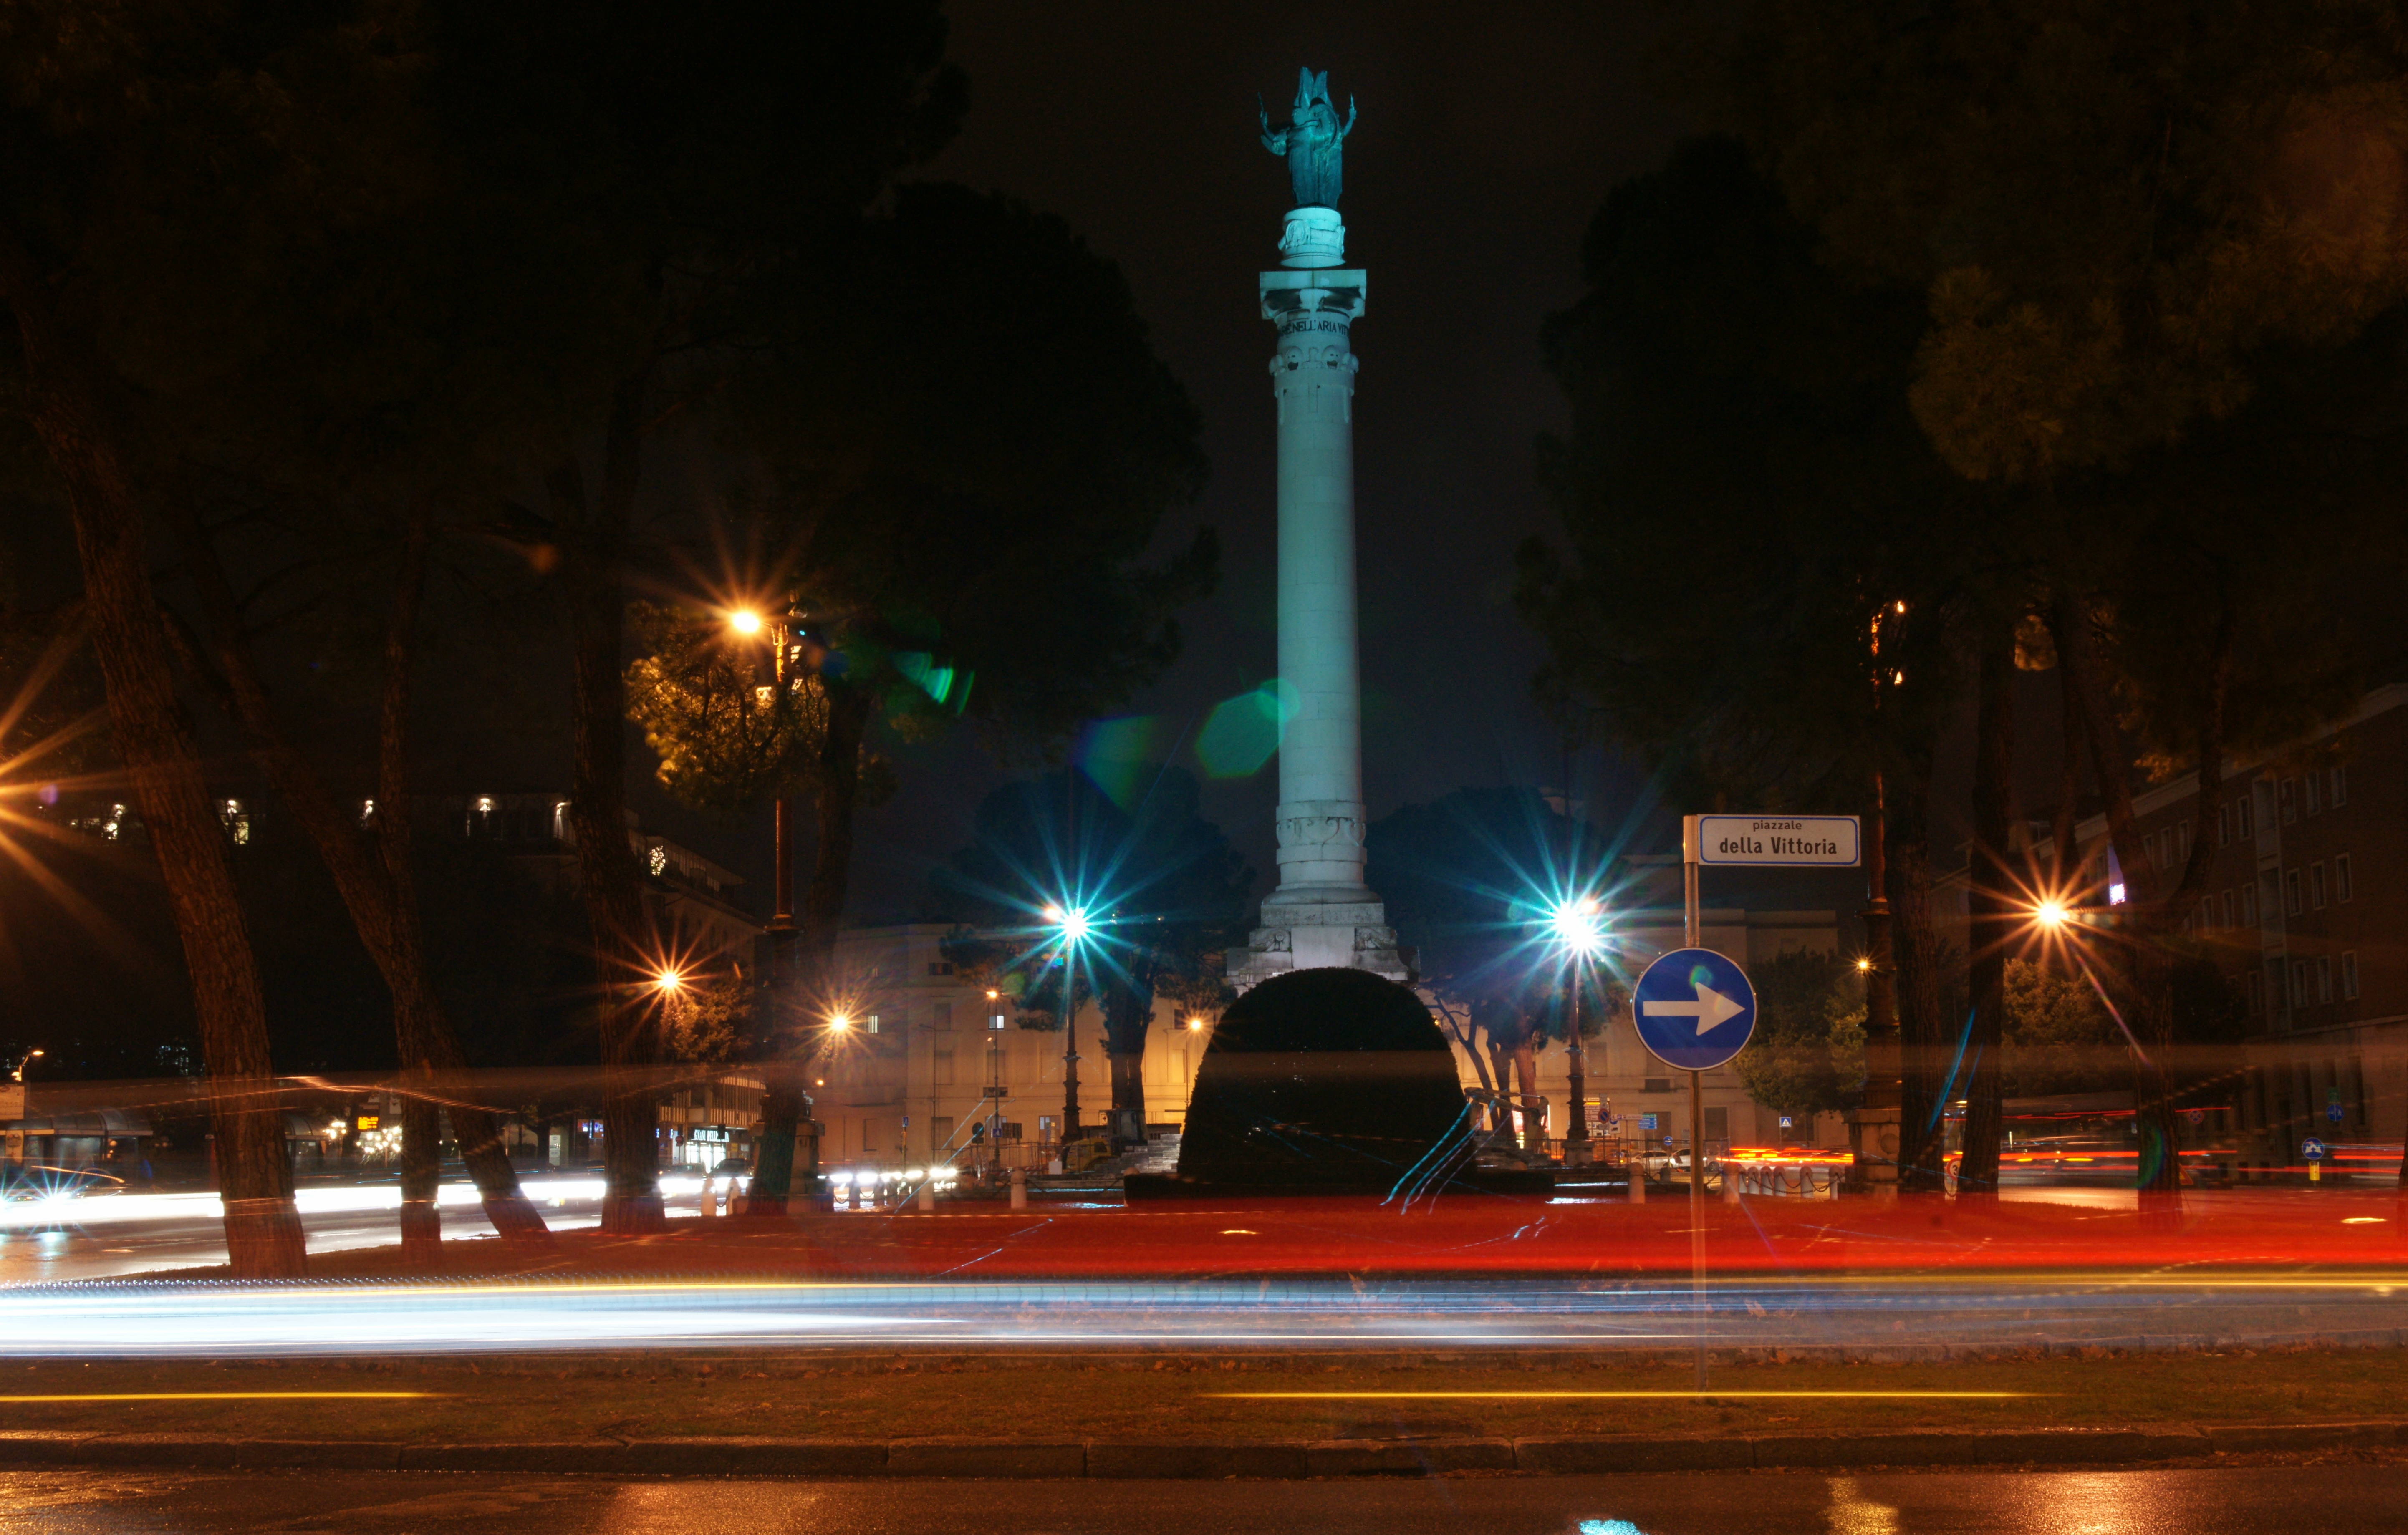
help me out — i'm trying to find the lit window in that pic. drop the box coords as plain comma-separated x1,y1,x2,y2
865,1015,880,1034
359,798,377,828
476,795,495,814
220,798,250,845
990,1013,1007,1030
2335,854,2352,904
552,800,570,839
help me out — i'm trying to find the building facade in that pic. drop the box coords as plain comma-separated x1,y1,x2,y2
2067,684,2408,1173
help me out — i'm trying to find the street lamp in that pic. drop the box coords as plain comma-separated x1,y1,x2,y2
826,1011,853,1034
654,969,684,995
2032,899,2069,930
728,606,797,949
729,600,816,1216
10,1048,42,1084
1550,897,1605,1163
1045,903,1090,1147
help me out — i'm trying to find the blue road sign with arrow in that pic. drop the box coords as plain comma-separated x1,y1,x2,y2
1631,947,1758,1073
2301,1137,2327,1162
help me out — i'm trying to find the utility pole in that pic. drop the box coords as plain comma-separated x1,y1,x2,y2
1848,601,1904,1202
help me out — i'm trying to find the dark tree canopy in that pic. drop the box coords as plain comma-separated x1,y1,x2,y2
730,182,1215,751
1517,136,1974,812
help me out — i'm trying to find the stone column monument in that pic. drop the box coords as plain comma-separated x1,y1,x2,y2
1229,69,1407,990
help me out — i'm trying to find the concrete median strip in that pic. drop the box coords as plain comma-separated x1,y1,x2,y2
0,1423,2397,1477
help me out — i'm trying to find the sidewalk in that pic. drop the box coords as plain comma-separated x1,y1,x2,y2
0,1421,2398,1478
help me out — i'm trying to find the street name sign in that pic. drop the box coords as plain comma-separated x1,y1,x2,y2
1686,814,1862,867
1632,947,1758,1072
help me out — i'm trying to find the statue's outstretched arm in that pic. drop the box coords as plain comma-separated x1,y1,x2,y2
1340,96,1358,139
1257,95,1286,154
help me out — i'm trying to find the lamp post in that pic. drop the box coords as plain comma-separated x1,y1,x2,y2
1848,599,1907,1202
1550,897,1604,1165
731,606,811,1215
1046,905,1090,1148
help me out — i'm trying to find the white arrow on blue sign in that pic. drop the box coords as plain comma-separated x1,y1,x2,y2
2301,1138,2327,1162
1631,947,1758,1072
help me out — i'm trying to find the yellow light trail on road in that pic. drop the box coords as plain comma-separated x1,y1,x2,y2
1209,1390,2039,1400
0,1392,435,1404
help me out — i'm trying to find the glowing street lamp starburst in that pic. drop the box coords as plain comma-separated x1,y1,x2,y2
1045,904,1093,945
727,609,765,636
1549,895,1607,959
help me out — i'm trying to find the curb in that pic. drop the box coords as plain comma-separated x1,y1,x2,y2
0,1423,2398,1478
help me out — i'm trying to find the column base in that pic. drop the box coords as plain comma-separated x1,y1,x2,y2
1227,889,1408,991
1843,1107,1901,1201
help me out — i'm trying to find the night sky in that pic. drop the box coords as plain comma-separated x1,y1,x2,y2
832,4,1691,917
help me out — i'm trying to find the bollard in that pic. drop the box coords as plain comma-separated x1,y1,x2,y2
1722,1162,1742,1205
1629,1157,1646,1204
1010,1165,1028,1210
698,1177,717,1217
917,1180,936,1212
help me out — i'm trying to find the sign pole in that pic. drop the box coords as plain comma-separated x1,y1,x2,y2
1681,816,1706,1393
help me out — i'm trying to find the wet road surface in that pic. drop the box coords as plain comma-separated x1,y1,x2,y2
6,1268,2400,1359
2,1464,2402,1533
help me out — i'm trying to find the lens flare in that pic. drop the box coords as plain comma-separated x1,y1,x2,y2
1550,895,1607,958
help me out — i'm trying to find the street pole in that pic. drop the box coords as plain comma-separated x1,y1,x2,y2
1060,951,1081,1147
745,613,808,1218
1565,963,1589,1164
1849,769,1901,1202
1682,817,1706,1394
1848,602,1903,1203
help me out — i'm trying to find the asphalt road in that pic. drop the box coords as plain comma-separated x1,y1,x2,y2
10,1263,2402,1359
4,1466,2403,1533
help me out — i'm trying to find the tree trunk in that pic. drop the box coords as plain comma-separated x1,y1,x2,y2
372,515,549,1243
554,367,667,1236
1482,1035,1514,1137
1959,626,2017,1204
165,496,551,1249
399,1080,442,1266
745,684,873,1213
2051,660,2083,883
1889,769,1950,1198
1512,1033,1544,1153
0,224,305,1277
2050,586,2231,1222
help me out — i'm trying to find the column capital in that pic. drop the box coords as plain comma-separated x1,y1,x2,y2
1260,267,1365,325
